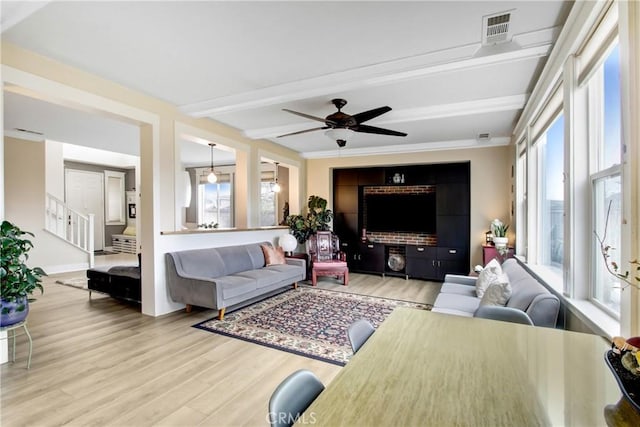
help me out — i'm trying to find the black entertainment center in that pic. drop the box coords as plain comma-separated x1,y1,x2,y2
333,162,470,281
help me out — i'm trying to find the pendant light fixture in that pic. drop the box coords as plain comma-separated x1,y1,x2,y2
207,143,217,184
272,162,281,193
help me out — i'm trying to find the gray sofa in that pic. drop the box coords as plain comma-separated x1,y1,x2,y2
432,258,560,327
166,242,305,320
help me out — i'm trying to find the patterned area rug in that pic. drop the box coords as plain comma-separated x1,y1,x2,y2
193,286,431,366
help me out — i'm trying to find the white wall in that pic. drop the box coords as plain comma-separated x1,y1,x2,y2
45,139,64,200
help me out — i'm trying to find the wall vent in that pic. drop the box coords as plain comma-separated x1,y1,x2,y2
477,133,491,141
14,127,43,135
482,12,512,45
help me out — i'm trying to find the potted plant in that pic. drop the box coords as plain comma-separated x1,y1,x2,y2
0,220,46,326
490,219,509,253
285,195,333,245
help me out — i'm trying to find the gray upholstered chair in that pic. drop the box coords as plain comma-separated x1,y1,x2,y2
347,319,375,353
268,369,324,427
474,305,534,325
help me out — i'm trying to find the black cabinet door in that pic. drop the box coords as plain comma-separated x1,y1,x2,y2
436,216,469,247
356,242,385,274
436,182,470,215
436,247,468,278
405,246,438,280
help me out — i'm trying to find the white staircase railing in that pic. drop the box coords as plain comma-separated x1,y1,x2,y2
45,193,95,267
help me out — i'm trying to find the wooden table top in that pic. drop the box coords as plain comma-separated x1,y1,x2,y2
300,308,637,426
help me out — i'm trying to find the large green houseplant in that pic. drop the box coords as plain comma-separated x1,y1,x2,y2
0,220,46,326
285,195,333,244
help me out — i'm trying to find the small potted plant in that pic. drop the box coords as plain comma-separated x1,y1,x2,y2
0,220,46,326
490,219,509,253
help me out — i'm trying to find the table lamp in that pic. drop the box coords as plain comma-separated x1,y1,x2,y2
279,234,298,256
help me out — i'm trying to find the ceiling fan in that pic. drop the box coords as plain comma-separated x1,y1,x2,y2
278,98,407,147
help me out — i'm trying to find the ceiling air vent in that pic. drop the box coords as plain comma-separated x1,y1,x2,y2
477,133,491,142
14,128,43,136
482,12,512,45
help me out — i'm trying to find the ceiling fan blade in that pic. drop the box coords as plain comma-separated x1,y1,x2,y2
277,126,329,138
282,109,337,126
354,124,407,137
352,106,392,124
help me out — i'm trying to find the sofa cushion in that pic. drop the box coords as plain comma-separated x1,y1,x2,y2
439,282,477,297
431,307,475,318
475,258,502,298
479,274,512,307
261,244,285,266
218,275,258,300
235,265,300,289
433,292,481,315
169,243,267,279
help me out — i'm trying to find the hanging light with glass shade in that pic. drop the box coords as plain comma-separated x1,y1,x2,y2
272,162,281,193
207,143,217,184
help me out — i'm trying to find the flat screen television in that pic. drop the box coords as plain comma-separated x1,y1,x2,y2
365,192,436,233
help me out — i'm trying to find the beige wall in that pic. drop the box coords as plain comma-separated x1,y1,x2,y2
4,137,88,272
306,145,513,267
1,41,307,315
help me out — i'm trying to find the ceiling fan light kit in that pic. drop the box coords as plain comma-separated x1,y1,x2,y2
278,98,407,147
325,128,353,147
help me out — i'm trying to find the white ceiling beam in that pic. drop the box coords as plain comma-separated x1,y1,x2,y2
301,137,512,159
243,94,528,140
180,27,557,118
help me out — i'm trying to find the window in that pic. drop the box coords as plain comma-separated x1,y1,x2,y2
589,42,622,315
260,181,277,226
536,113,564,270
592,174,621,314
198,181,233,228
516,148,527,258
601,45,621,169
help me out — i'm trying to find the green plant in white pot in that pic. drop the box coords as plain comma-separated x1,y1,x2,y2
0,220,46,326
490,219,509,254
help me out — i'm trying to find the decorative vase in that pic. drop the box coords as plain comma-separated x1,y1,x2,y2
0,296,29,326
493,237,508,247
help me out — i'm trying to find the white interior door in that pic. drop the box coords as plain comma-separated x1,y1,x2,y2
65,169,105,251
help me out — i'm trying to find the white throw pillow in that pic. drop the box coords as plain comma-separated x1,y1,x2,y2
475,258,502,298
479,273,512,306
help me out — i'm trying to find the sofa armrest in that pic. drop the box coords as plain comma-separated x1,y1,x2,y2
525,294,560,328
285,257,306,269
443,274,477,287
474,306,533,325
285,257,306,280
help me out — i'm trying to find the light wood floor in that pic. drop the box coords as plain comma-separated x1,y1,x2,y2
1,262,441,427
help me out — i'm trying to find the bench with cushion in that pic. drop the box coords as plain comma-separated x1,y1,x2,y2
432,258,560,327
87,253,141,303
165,242,305,320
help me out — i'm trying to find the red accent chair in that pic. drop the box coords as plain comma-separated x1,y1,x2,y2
307,232,349,286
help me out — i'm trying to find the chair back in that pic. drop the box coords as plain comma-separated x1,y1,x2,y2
268,369,324,427
308,231,340,262
347,319,375,353
474,306,534,325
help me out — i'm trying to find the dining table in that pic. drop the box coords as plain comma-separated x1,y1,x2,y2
299,307,640,426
